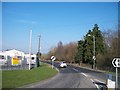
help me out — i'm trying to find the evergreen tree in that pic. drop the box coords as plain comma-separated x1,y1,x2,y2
92,24,105,55
76,24,105,68
85,24,105,66
84,30,93,64
75,40,84,64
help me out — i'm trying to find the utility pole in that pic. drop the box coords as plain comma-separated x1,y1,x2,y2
93,35,96,69
88,34,96,69
36,34,40,67
29,30,32,70
38,34,40,53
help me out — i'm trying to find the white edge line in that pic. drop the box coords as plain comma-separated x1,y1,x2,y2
90,79,94,82
55,67,59,72
95,83,99,89
90,79,99,90
94,79,105,84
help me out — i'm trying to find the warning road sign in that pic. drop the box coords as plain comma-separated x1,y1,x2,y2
51,56,56,61
112,58,120,67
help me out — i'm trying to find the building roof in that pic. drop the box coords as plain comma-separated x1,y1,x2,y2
4,49,25,57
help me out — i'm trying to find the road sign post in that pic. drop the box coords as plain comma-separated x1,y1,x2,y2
116,67,118,90
112,58,120,89
52,61,54,69
51,56,56,69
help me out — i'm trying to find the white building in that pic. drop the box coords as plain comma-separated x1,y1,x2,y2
0,49,37,65
5,49,25,59
0,49,25,65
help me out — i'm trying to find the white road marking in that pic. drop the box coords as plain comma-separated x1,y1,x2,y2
55,68,59,72
95,83,100,90
90,79,94,82
94,79,105,84
90,79,100,90
81,73,89,77
72,68,78,72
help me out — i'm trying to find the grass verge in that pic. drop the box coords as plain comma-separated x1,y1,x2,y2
2,63,58,89
0,69,2,90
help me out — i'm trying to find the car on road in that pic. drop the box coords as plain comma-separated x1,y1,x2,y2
59,61,67,68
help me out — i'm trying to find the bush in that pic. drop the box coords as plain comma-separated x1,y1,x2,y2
97,53,114,71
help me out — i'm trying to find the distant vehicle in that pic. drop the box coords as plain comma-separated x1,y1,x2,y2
59,61,67,68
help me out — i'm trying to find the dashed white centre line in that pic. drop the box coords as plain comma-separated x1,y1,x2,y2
72,68,78,72
81,73,89,77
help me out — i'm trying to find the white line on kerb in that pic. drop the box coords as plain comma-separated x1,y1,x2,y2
81,73,88,77
72,68,78,72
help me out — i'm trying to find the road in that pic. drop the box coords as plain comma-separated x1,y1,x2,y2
22,60,107,89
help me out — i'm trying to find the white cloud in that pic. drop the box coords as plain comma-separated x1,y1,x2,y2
17,19,37,25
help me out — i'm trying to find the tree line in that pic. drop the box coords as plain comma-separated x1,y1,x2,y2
44,24,119,71
45,41,77,63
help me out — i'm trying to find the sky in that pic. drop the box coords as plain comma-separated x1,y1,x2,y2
2,2,118,54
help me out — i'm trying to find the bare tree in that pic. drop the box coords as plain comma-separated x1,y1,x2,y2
46,41,77,63
97,29,119,70
64,42,77,63
55,41,64,61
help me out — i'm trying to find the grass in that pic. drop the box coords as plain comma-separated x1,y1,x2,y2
2,63,58,89
0,70,2,89
105,71,120,77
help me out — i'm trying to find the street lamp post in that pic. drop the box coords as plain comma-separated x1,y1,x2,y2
29,30,32,70
88,34,96,69
93,35,96,69
38,34,40,53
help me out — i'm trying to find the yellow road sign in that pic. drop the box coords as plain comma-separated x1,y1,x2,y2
12,57,19,65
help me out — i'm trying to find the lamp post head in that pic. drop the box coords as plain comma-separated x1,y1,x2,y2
38,34,40,37
88,34,95,38
87,34,91,37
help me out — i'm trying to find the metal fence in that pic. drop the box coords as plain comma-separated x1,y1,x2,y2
0,57,35,70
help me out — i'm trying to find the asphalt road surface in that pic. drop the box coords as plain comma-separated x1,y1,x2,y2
22,60,107,89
